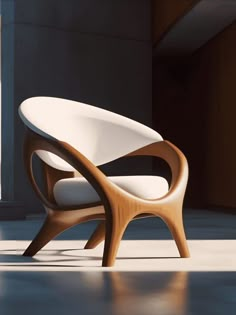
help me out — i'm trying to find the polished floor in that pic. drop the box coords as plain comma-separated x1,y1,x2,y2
0,209,236,314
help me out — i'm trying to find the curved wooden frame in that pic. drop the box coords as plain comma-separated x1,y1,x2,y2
23,128,190,266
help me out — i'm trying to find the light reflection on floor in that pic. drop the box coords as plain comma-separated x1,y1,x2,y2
0,269,236,315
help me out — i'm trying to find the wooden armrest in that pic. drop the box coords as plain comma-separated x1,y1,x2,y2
24,129,111,210
127,140,188,199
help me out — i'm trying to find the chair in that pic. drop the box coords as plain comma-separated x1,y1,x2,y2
18,96,190,267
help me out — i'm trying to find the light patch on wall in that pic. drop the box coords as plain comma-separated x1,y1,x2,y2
0,14,2,199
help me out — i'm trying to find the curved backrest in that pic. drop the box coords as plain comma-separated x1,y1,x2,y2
19,97,163,171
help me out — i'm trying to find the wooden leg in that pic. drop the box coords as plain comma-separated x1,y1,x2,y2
23,216,69,257
166,212,190,258
23,206,105,257
102,216,130,267
84,221,105,249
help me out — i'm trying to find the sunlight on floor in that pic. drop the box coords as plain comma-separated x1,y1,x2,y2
0,239,235,271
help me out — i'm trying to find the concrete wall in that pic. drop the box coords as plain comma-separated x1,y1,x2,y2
1,0,152,217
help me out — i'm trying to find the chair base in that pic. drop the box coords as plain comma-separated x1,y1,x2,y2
23,206,104,257
23,208,190,266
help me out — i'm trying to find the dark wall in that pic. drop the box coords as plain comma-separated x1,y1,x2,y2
153,22,236,209
2,0,152,216
153,58,207,207
152,0,198,44
191,22,236,208
14,0,151,121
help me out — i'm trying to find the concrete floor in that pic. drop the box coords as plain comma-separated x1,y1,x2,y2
0,209,236,314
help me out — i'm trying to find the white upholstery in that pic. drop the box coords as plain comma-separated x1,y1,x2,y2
53,176,169,207
19,97,163,171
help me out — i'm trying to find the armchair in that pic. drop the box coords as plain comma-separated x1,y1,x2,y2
19,96,190,266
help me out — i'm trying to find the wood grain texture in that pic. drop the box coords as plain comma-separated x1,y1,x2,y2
23,206,105,257
153,20,236,208
23,129,190,266
192,22,236,207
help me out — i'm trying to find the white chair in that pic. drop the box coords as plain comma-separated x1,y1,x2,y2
19,96,190,266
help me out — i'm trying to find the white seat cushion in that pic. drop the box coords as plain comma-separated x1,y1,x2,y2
53,176,169,207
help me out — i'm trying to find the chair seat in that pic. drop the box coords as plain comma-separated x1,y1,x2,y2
54,176,169,207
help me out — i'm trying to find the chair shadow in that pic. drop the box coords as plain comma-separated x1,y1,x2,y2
0,246,181,268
